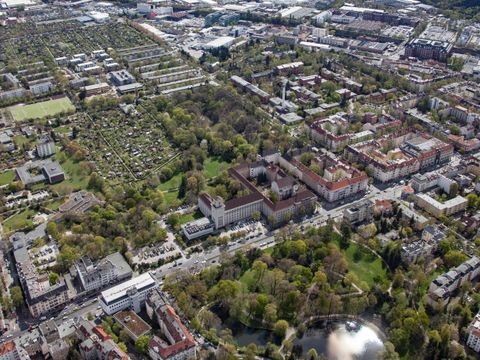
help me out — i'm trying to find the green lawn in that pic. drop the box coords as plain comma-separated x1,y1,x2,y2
50,151,89,192
54,126,72,135
0,170,15,186
163,190,180,207
178,210,203,225
9,97,75,122
203,158,230,178
158,158,230,192
159,173,182,191
344,243,388,287
3,209,35,233
45,198,65,211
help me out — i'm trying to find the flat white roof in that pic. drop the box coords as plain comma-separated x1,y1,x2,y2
100,272,156,304
205,36,235,48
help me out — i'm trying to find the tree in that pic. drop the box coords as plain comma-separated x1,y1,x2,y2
444,250,468,268
135,335,150,354
273,319,288,339
11,286,24,308
252,210,261,221
48,272,60,285
306,348,318,360
167,213,180,228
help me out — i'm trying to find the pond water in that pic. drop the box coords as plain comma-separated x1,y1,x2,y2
294,320,384,360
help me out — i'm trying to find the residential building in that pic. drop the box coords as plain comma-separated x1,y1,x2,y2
427,257,480,307
76,319,130,360
231,75,270,104
278,152,369,202
307,114,373,152
13,245,69,318
342,199,374,225
29,81,53,95
467,313,480,353
36,135,56,158
414,194,467,218
146,289,196,360
75,252,132,293
0,341,19,360
344,130,453,183
98,273,158,315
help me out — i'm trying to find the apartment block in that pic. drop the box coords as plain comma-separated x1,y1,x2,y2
414,194,467,218
75,252,132,293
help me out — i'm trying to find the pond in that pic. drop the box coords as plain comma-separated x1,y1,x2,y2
294,320,385,360
210,305,278,347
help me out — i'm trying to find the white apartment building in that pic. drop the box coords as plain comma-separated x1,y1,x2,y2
75,252,132,293
415,194,467,218
467,313,480,352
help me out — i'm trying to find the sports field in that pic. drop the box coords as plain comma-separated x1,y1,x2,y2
9,97,75,121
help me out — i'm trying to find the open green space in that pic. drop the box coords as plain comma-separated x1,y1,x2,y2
9,97,75,122
163,190,181,207
203,158,230,178
3,209,35,233
49,151,89,193
158,158,230,192
344,242,388,287
178,210,203,225
45,198,65,211
0,170,15,186
159,173,182,191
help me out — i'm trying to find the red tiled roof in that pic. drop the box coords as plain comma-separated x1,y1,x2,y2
150,305,195,359
93,326,111,341
0,341,15,356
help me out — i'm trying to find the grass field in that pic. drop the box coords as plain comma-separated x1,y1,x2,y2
178,210,203,225
3,209,35,233
0,170,15,186
10,97,75,122
344,242,388,287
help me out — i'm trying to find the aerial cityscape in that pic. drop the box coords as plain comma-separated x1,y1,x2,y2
0,0,479,359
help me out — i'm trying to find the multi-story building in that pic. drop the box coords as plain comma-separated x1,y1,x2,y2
344,130,453,183
36,135,56,158
278,153,369,202
342,199,375,225
427,257,480,308
198,161,316,229
98,273,158,315
231,76,270,104
467,313,480,353
0,341,19,360
75,252,132,293
404,38,452,62
414,194,467,218
146,289,196,360
13,245,69,318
